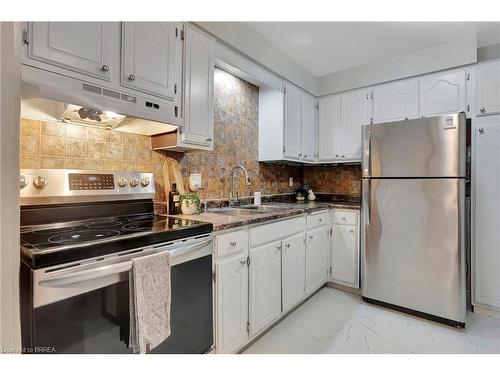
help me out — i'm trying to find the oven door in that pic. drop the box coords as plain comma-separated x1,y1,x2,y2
22,235,213,354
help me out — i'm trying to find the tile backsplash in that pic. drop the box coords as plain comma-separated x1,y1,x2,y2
303,164,361,196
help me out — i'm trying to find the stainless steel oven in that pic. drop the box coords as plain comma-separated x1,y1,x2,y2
21,234,213,354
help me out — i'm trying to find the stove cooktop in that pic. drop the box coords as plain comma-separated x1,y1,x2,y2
21,213,213,269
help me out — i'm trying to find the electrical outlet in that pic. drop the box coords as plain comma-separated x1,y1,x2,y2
289,177,293,187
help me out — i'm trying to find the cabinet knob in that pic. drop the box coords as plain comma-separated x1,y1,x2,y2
128,74,136,81
318,218,323,223
341,155,345,158
304,154,308,158
479,128,484,134
308,235,313,240
206,137,212,142
240,260,247,265
480,107,486,113
101,64,110,72
335,154,339,158
298,153,302,157
349,229,354,233
230,241,237,246
285,243,291,248
341,217,346,221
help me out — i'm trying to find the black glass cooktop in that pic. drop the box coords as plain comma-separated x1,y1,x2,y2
20,213,213,268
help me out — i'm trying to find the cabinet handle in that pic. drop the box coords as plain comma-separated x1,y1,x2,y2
101,64,110,72
480,107,486,113
230,241,237,246
479,128,484,134
128,74,136,81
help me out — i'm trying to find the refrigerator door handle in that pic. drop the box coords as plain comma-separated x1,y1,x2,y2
362,179,370,226
362,126,372,177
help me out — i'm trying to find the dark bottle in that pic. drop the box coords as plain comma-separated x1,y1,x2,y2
168,183,181,215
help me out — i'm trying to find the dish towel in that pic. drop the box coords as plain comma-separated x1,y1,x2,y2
162,158,186,195
129,251,171,354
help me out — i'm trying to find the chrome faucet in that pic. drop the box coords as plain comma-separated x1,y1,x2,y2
229,165,252,206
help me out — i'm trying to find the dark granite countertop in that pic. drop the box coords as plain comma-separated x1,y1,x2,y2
167,200,360,232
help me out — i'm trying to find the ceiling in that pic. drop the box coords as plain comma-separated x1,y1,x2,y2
246,22,500,77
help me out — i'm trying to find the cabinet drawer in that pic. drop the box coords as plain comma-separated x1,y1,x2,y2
306,210,330,229
215,229,248,259
249,216,306,248
331,209,358,226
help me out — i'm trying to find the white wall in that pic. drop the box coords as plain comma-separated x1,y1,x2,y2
195,22,317,95
0,21,21,351
317,36,477,96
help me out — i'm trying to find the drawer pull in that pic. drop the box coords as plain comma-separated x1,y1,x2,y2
230,241,237,246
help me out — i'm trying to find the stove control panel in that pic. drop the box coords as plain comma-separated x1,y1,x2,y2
69,173,115,190
20,169,155,205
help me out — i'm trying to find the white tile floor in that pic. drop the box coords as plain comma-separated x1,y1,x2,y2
244,287,500,354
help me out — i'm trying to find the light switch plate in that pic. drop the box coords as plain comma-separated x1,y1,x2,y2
189,173,202,192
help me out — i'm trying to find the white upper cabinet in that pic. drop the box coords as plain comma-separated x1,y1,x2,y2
318,95,342,162
477,60,500,116
284,82,303,160
372,79,419,123
301,93,317,162
121,22,182,102
281,232,306,313
27,22,118,82
341,89,372,161
419,69,466,117
179,26,215,149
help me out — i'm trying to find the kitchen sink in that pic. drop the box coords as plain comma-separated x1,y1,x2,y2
207,204,288,216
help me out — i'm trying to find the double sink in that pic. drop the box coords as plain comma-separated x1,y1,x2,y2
207,203,295,216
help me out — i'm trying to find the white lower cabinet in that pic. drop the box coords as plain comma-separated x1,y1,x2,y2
249,240,282,337
282,233,306,312
306,225,330,294
331,209,360,289
215,252,249,354
473,118,500,310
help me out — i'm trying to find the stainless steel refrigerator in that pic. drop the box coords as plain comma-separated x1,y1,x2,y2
361,112,466,328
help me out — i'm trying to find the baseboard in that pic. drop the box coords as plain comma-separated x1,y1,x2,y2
326,281,360,295
473,305,500,319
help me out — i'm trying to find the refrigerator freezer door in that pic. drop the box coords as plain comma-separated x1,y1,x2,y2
361,178,466,323
361,113,466,178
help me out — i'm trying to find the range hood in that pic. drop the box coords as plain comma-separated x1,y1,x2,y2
21,64,180,136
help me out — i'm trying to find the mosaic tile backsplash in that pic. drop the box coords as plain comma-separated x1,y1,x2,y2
303,164,361,196
19,68,360,205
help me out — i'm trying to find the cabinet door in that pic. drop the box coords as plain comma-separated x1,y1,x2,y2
282,233,306,313
341,89,371,161
306,226,330,294
419,70,466,117
249,241,282,337
284,83,303,160
28,22,117,82
317,95,342,161
477,61,500,116
180,26,215,148
301,93,316,162
215,253,249,354
474,122,500,308
331,224,359,288
372,79,419,123
121,22,182,101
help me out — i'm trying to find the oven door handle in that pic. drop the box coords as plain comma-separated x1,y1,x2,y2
39,237,213,288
